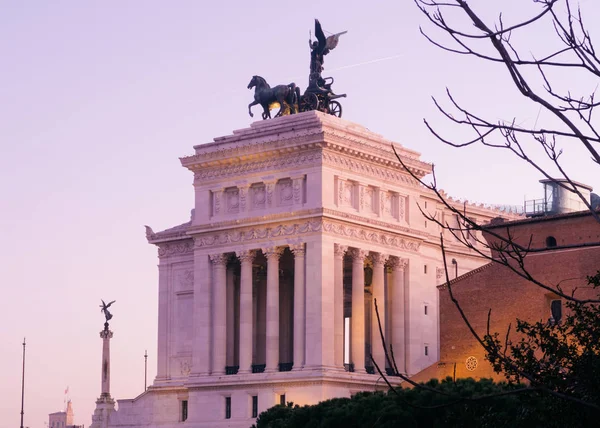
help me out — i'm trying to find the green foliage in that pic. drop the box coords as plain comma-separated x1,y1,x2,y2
252,378,579,428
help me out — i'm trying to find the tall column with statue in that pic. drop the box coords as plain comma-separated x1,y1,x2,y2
90,299,116,428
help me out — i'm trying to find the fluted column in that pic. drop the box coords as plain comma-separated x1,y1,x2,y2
348,248,367,373
390,257,408,375
290,244,306,370
370,252,388,372
333,244,347,369
210,253,228,375
236,250,256,374
263,246,284,372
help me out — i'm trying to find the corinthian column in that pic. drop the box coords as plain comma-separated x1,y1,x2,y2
348,248,367,373
236,250,256,374
389,257,408,375
210,253,228,375
370,252,388,372
263,246,284,372
290,243,306,370
333,244,347,369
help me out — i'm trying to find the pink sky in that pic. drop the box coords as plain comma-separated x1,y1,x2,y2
1,1,598,426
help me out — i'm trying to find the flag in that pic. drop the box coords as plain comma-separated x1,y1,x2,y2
64,386,69,395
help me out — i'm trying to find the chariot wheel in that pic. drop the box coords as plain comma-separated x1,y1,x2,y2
328,100,342,118
302,92,319,112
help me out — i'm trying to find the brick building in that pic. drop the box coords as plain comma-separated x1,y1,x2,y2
421,208,600,382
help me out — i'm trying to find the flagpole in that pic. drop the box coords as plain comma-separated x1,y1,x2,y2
20,338,26,428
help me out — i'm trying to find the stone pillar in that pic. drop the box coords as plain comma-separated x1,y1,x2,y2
290,243,305,370
236,250,256,373
90,326,115,428
210,253,228,375
263,246,283,372
191,250,211,376
226,266,235,366
370,252,388,372
349,248,367,373
156,263,169,380
390,257,408,375
100,327,113,396
333,244,347,369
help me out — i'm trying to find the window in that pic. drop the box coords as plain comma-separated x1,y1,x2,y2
225,396,231,419
252,395,258,418
424,265,428,274
424,345,429,356
424,220,427,228
424,305,428,315
546,236,557,247
181,400,188,422
280,394,286,406
424,201,428,209
551,300,562,324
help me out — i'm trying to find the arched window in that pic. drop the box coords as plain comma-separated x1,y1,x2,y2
546,236,557,247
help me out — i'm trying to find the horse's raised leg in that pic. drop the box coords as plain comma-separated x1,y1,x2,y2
248,100,259,118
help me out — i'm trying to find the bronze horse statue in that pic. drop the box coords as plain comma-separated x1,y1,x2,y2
248,75,301,119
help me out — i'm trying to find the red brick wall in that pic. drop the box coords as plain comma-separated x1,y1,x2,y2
431,212,600,382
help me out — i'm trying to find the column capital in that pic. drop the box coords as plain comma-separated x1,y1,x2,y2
262,246,284,260
289,243,305,257
333,244,348,258
209,253,229,266
347,248,368,262
370,252,389,267
236,249,257,264
388,256,408,270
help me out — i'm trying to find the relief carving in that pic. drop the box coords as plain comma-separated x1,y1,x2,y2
178,269,194,290
292,177,303,204
226,188,240,213
252,184,266,209
213,189,223,215
239,186,248,212
158,240,194,258
194,220,421,252
278,179,293,206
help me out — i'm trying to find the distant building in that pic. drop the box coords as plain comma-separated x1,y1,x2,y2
415,198,600,381
49,400,84,428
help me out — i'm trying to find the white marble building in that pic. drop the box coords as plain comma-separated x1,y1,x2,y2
107,112,510,427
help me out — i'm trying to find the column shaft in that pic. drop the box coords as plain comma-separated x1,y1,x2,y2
210,253,228,375
390,257,408,374
333,244,347,368
263,247,283,372
291,244,306,370
349,248,367,373
370,253,387,372
237,250,255,373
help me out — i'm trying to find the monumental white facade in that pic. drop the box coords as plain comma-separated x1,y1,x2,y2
107,112,511,427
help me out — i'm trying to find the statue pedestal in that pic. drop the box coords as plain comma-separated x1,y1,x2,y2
90,394,115,428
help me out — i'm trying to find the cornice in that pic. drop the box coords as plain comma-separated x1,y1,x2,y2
182,112,431,182
185,207,427,238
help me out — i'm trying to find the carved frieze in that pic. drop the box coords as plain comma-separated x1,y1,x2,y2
193,220,421,252
158,240,194,258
